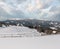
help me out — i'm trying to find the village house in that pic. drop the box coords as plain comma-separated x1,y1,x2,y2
36,26,60,35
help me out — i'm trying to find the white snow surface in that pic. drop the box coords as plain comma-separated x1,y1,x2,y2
0,26,41,37
0,26,60,49
0,35,60,49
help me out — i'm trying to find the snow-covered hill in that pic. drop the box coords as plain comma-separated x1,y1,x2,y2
0,26,41,37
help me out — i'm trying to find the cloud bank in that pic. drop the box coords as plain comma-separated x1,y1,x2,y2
0,0,60,21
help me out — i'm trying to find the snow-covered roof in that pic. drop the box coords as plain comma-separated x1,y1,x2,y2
50,27,57,30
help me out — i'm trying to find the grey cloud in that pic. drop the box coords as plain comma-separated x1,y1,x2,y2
2,0,27,4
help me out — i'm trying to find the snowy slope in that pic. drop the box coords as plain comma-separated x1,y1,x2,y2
0,26,41,37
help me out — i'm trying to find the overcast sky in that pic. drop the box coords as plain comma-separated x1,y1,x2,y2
0,0,60,21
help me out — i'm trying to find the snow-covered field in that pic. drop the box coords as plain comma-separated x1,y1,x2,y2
0,26,60,49
0,26,41,37
0,35,60,49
